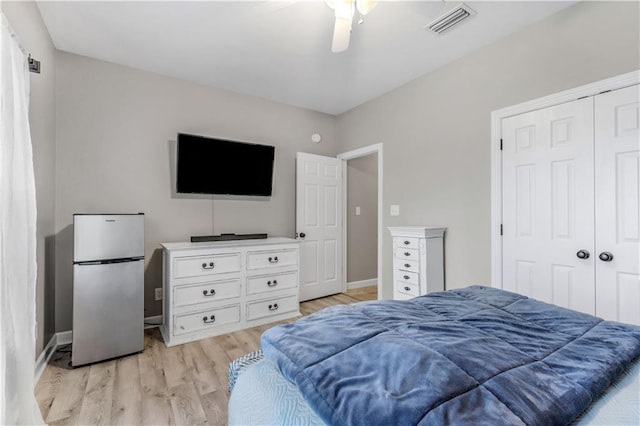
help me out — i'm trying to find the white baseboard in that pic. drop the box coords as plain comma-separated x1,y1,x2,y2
144,315,163,329
347,278,378,290
35,334,58,383
35,316,161,382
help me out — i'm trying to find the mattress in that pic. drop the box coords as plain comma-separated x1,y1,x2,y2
228,355,640,425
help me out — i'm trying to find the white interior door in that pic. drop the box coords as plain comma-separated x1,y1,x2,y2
502,97,596,314
296,152,343,301
594,85,640,325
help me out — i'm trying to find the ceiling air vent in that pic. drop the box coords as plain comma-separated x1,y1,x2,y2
425,3,475,35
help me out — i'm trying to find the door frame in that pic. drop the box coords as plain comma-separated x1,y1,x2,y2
337,143,384,300
490,70,640,289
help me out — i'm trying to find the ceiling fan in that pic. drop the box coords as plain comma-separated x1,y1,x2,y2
325,0,377,53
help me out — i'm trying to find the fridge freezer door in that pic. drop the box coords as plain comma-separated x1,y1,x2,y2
72,259,144,366
74,214,144,262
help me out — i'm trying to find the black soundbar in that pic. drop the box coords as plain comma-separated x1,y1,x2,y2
190,233,268,243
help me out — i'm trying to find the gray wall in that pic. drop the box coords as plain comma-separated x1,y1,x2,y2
2,2,57,356
336,1,640,299
347,154,378,283
54,52,338,332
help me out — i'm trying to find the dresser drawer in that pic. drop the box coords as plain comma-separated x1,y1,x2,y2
397,248,419,260
247,272,298,295
173,253,241,279
395,237,420,250
396,270,419,286
397,282,419,298
397,259,419,272
246,249,297,270
246,294,298,321
173,304,240,335
174,279,241,307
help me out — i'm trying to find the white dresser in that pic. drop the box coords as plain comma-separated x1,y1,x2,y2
160,237,300,347
389,227,446,300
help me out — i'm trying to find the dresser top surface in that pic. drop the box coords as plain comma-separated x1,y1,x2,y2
161,237,299,251
388,226,446,238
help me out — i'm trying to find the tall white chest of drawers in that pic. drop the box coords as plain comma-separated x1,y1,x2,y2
389,227,446,300
160,237,300,347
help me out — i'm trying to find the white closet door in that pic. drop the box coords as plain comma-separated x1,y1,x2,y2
502,97,595,313
595,85,640,325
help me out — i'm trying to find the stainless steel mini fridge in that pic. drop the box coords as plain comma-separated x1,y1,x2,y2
72,213,144,366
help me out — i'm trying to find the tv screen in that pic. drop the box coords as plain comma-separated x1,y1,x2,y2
176,133,275,196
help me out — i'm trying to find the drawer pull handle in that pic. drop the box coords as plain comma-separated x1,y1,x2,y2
403,275,410,280
268,256,279,264
403,240,410,245
404,263,411,268
201,262,215,270
267,280,278,287
268,303,279,311
202,289,216,297
404,286,411,292
404,252,411,257
202,315,216,324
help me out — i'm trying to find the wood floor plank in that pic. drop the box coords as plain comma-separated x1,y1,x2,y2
75,360,116,426
138,332,174,426
182,339,222,395
169,383,208,426
199,389,228,426
110,354,142,425
161,344,189,389
37,291,372,425
45,364,90,424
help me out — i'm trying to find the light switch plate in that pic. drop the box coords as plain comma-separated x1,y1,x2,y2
355,206,361,216
390,204,400,216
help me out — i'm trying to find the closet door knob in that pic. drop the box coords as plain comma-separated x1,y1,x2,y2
598,252,614,262
576,250,590,259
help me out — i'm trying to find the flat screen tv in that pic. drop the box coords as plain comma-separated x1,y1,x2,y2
176,133,275,196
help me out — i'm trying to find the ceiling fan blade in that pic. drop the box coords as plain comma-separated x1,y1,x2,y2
331,16,352,52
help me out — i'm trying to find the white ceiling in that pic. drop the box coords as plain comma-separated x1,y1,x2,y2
37,1,576,115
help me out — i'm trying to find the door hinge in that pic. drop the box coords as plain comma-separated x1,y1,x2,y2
500,224,503,236
500,139,503,151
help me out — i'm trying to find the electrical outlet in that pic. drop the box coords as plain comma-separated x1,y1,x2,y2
355,206,361,216
390,204,400,216
155,287,163,301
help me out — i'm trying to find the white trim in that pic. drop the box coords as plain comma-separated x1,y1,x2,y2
56,330,72,345
144,315,163,329
490,70,640,289
34,334,58,383
346,278,378,290
337,143,384,300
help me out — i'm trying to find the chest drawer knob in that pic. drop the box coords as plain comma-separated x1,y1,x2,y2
403,275,410,280
267,280,278,287
202,315,216,324
202,289,216,297
268,256,279,264
268,303,279,311
404,263,411,268
201,262,215,270
404,252,411,257
404,286,411,292
403,240,410,245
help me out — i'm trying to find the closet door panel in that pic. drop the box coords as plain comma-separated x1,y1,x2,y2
502,98,595,314
595,85,640,325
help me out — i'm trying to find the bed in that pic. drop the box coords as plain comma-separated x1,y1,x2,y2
228,286,640,425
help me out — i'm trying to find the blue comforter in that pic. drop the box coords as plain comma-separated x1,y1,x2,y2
261,286,640,425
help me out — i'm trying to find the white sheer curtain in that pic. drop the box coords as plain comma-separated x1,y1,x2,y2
0,12,46,425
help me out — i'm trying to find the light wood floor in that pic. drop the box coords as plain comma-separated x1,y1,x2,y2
36,286,377,425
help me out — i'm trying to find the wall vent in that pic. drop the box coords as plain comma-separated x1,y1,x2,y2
425,3,475,35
